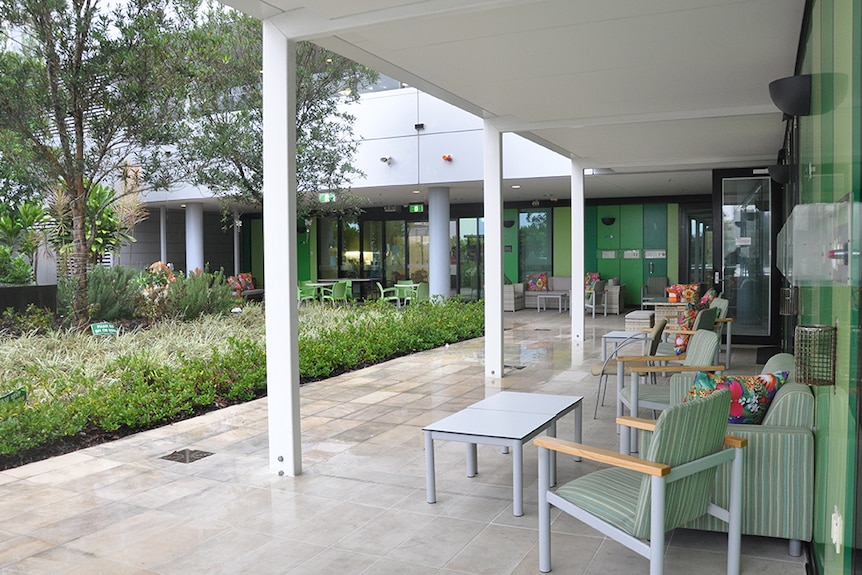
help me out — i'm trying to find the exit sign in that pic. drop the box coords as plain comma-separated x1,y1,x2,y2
318,193,336,203
409,203,424,213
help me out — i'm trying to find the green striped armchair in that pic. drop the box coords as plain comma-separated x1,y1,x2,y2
669,353,814,556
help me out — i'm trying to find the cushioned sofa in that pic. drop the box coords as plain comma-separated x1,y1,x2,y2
668,353,814,556
524,275,572,309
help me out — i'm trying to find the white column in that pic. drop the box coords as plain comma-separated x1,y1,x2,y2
185,202,204,274
570,159,586,349
159,206,167,263
428,186,450,300
263,22,301,476
483,121,504,378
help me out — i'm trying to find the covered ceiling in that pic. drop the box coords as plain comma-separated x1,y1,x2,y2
220,0,806,202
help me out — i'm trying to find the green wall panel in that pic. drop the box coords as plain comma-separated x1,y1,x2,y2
619,258,642,307
596,206,620,249
643,204,668,249
667,204,680,284
798,2,861,572
619,205,643,249
596,253,620,281
553,207,572,276
504,208,520,283
250,219,264,287
585,205,598,273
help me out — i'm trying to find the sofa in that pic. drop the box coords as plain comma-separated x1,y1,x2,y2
668,353,814,555
524,275,572,309
503,282,525,311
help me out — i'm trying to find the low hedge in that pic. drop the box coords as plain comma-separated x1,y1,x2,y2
0,298,484,459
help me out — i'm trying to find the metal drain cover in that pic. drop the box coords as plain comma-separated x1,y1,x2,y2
161,449,213,463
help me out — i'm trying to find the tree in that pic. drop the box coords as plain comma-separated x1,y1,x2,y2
159,3,377,218
0,0,195,321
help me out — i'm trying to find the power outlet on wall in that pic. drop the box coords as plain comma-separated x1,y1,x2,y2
831,505,843,553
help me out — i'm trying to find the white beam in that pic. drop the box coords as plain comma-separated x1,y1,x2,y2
483,121,504,378
263,22,301,476
428,187,451,300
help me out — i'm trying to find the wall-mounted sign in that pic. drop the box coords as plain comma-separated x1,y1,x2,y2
409,203,425,213
735,237,752,246
601,250,616,259
644,249,667,259
504,245,513,253
623,249,641,259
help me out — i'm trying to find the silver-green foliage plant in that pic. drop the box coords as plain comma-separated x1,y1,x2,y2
0,245,32,284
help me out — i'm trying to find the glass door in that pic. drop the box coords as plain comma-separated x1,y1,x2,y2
458,217,484,301
720,176,774,339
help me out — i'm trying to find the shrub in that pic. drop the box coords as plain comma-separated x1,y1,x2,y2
0,245,33,284
165,268,235,320
87,265,143,321
0,304,54,335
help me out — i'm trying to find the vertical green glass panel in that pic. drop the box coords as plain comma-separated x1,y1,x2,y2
553,207,571,276
362,221,383,281
503,208,519,283
596,206,620,249
619,205,643,249
585,205,598,273
384,220,406,284
519,209,551,278
406,221,430,283
317,218,339,279
667,204,680,284
340,220,360,277
250,218,264,286
296,220,311,282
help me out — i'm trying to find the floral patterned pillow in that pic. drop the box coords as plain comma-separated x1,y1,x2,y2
687,371,788,424
673,303,703,354
667,283,701,303
584,272,600,290
526,273,549,291
699,288,718,306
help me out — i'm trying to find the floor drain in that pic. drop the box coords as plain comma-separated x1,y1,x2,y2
161,449,214,464
534,328,551,331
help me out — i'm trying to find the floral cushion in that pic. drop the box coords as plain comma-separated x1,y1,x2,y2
584,272,600,290
667,283,700,303
526,273,549,291
673,303,703,354
699,287,718,306
687,371,788,424
228,273,255,292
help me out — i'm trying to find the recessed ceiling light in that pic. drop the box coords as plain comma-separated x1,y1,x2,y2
511,185,521,189
412,190,421,194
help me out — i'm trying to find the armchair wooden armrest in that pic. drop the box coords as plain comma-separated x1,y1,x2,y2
534,436,670,476
619,363,726,375
617,353,682,363
664,328,697,336
716,318,734,323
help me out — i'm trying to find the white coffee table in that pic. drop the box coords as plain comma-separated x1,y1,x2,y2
423,391,582,516
600,330,648,361
537,293,567,313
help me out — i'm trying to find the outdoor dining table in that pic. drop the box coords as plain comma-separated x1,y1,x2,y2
304,281,336,301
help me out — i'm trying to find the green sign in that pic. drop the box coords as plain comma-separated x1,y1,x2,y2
90,322,118,336
318,193,336,203
409,203,424,213
0,388,26,404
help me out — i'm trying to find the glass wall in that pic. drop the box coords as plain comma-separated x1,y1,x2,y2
317,218,339,279
458,217,484,300
340,220,360,277
384,220,406,283
362,221,383,281
519,209,551,279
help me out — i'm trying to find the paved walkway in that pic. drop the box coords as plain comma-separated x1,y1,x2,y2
0,310,806,574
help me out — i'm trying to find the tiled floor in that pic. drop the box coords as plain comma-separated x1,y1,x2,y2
0,310,808,574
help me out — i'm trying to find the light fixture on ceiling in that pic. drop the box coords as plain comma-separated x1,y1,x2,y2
601,217,616,226
503,220,515,228
769,74,811,117
511,185,521,189
411,190,421,194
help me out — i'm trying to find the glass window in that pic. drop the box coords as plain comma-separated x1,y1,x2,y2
407,222,429,284
384,220,406,284
317,218,339,279
519,209,551,280
340,220,360,277
362,221,383,280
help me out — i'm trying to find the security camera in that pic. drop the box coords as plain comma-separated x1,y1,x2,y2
380,156,392,164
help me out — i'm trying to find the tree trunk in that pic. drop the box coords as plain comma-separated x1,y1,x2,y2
70,188,89,324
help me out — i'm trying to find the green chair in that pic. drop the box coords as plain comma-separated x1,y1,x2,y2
297,281,318,306
395,279,415,303
376,282,401,307
657,305,718,357
617,329,724,454
710,297,732,368
412,282,430,303
321,280,349,305
536,388,746,575
591,318,667,418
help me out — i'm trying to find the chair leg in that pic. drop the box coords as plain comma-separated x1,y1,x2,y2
649,475,666,575
538,448,552,573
